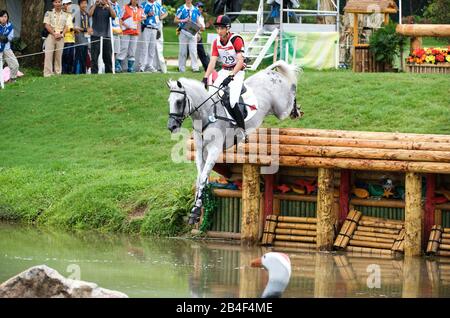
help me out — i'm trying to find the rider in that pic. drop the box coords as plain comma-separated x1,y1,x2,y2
202,15,246,131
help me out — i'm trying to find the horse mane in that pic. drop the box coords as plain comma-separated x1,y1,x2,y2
178,78,207,94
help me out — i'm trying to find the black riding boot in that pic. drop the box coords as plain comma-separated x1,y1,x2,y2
230,104,245,131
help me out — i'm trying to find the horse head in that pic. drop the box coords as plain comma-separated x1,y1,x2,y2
166,79,189,133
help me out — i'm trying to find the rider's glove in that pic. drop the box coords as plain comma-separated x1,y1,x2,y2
222,74,234,87
201,77,208,90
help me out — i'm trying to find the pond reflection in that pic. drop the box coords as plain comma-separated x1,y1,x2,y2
0,223,449,298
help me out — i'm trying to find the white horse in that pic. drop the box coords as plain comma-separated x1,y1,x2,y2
167,60,302,225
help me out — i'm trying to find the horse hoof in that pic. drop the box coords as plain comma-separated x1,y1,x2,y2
188,215,200,225
188,206,202,225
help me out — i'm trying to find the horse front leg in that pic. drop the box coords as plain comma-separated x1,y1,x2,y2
194,133,205,188
188,146,221,225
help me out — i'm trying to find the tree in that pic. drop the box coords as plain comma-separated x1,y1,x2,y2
21,0,46,67
317,0,335,24
424,0,450,24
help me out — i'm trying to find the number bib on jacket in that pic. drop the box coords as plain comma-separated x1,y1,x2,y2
216,34,243,68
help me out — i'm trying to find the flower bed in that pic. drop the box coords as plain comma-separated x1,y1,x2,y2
406,47,450,73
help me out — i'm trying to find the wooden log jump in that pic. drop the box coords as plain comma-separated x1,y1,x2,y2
187,128,450,254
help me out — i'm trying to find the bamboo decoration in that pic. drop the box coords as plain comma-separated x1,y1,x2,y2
275,228,317,237
426,225,443,255
346,246,394,256
353,230,399,239
334,210,362,250
261,215,278,245
274,235,316,243
437,250,450,257
277,216,317,224
277,222,317,230
359,219,404,230
356,226,400,235
439,244,450,251
391,229,406,252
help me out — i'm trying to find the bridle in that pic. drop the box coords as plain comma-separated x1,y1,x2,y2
168,89,191,127
168,84,225,130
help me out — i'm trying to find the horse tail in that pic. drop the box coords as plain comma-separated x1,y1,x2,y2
265,60,302,86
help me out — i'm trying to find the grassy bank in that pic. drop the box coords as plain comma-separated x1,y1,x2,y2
0,69,449,235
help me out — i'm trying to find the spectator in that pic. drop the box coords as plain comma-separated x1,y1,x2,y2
89,0,116,74
0,10,19,83
136,0,167,73
151,0,167,73
110,0,123,72
175,0,201,72
73,0,92,74
62,0,76,74
116,0,144,73
195,2,209,71
43,0,70,77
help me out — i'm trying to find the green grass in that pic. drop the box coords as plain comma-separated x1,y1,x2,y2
0,70,449,235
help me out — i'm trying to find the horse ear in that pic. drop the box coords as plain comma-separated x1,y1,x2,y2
166,80,171,89
177,80,183,88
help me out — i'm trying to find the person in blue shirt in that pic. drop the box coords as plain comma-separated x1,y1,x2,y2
0,10,19,84
174,0,201,72
136,0,167,72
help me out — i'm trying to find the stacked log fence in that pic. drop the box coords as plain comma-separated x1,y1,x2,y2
262,215,317,250
186,128,450,254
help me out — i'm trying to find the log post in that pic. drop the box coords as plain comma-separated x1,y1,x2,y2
404,172,423,256
410,37,422,53
352,13,358,72
241,164,261,245
316,168,336,250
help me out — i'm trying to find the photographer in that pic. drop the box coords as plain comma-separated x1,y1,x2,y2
73,0,92,74
43,0,70,77
175,0,201,72
0,10,19,84
136,0,167,73
89,0,116,74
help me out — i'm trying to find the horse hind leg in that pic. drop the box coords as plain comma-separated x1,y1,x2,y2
290,97,304,119
289,85,303,119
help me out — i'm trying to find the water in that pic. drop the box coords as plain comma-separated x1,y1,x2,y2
0,223,449,298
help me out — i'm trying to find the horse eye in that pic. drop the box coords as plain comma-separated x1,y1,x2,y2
176,100,183,107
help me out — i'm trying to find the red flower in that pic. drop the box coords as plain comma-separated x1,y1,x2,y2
436,54,445,62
